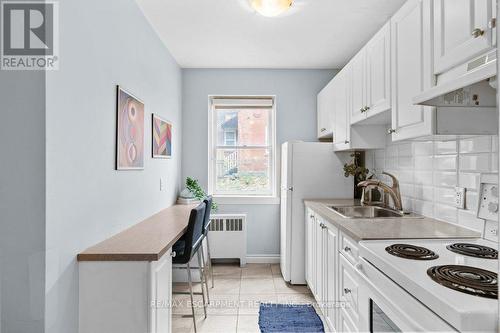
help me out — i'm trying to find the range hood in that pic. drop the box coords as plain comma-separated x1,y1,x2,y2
413,50,497,107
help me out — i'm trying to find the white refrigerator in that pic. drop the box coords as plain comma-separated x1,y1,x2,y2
280,142,352,284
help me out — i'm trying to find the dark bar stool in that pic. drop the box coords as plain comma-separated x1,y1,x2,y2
202,196,215,290
172,203,208,333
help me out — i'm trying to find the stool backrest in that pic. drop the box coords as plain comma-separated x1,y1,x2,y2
183,202,206,260
202,196,213,235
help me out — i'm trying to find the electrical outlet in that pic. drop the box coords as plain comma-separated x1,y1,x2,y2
455,187,466,209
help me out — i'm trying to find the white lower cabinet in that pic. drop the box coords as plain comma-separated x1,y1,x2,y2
79,250,173,333
305,209,360,333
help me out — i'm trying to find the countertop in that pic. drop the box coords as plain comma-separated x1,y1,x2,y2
77,204,197,261
304,199,481,242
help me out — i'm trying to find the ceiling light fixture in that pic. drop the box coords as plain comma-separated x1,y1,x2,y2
249,0,293,17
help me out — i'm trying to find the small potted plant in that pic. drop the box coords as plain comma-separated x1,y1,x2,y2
182,177,218,211
343,152,370,199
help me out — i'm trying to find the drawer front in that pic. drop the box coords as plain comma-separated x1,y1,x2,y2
340,308,358,333
339,254,359,323
340,233,359,265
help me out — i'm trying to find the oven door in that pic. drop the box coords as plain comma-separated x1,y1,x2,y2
356,257,456,332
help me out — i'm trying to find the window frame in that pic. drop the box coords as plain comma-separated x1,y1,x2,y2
208,95,277,200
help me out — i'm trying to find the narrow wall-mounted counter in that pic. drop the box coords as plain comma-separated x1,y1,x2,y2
78,204,197,333
78,204,196,261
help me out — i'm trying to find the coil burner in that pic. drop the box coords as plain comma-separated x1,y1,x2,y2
385,244,439,260
447,243,498,259
427,265,498,299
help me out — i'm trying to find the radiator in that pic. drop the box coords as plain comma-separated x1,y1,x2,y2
208,214,247,267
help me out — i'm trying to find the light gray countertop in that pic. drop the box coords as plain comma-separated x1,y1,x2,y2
304,199,481,242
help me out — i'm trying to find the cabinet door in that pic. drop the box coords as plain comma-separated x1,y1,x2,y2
317,81,334,138
366,22,391,117
350,51,367,124
391,0,435,141
314,216,324,304
305,210,314,287
333,69,350,149
324,226,338,332
434,0,493,74
150,251,173,333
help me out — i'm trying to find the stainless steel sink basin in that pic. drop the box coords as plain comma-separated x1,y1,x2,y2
329,205,423,219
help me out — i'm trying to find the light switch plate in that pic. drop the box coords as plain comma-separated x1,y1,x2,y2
455,187,466,209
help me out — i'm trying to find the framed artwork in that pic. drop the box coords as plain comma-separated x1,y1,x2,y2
116,86,145,170
152,114,172,159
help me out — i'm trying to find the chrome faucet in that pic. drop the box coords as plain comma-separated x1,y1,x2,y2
357,172,403,212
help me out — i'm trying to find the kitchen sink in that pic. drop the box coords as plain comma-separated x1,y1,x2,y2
329,205,423,219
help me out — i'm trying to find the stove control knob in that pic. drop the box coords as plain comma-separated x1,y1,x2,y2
491,186,498,197
488,202,499,213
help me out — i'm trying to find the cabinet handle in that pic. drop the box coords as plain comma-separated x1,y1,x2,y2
471,28,485,38
344,246,351,252
359,107,365,112
489,18,496,29
321,128,326,132
365,106,370,111
387,128,396,134
171,251,176,257
344,140,350,144
344,288,352,294
310,215,314,218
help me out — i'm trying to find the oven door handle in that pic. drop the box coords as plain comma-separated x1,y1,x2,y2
354,259,439,332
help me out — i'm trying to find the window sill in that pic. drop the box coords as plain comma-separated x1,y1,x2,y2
212,195,280,205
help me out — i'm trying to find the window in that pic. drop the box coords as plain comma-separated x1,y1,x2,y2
209,96,276,197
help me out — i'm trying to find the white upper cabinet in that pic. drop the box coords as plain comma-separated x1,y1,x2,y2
366,22,391,118
333,66,386,151
317,80,335,139
350,51,367,124
350,22,391,125
332,69,350,150
390,0,435,141
434,0,494,74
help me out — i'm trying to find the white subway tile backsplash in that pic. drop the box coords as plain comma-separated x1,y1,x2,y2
414,171,433,186
434,204,457,224
434,155,457,171
457,210,485,233
398,156,413,169
459,137,491,154
491,153,498,172
414,141,433,156
492,136,498,152
414,199,434,217
369,135,498,226
459,172,480,190
398,143,413,157
415,156,433,170
459,153,490,172
435,140,457,155
434,187,456,205
414,185,434,201
433,171,457,188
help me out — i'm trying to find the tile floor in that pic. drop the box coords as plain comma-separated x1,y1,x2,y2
172,263,323,333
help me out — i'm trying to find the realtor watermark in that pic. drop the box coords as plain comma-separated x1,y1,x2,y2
1,0,59,70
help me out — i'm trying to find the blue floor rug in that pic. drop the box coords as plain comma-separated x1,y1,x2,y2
258,303,325,333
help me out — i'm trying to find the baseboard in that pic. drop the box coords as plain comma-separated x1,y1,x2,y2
245,254,280,264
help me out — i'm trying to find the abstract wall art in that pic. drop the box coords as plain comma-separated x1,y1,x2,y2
152,114,172,159
116,86,145,170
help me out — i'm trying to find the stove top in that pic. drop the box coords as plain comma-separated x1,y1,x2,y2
427,265,498,299
447,242,498,259
385,244,439,260
359,238,499,332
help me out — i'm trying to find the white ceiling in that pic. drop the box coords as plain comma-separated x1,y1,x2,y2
136,0,406,69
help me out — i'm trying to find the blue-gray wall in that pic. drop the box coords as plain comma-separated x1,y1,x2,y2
181,69,337,256
0,64,46,333
44,0,182,332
